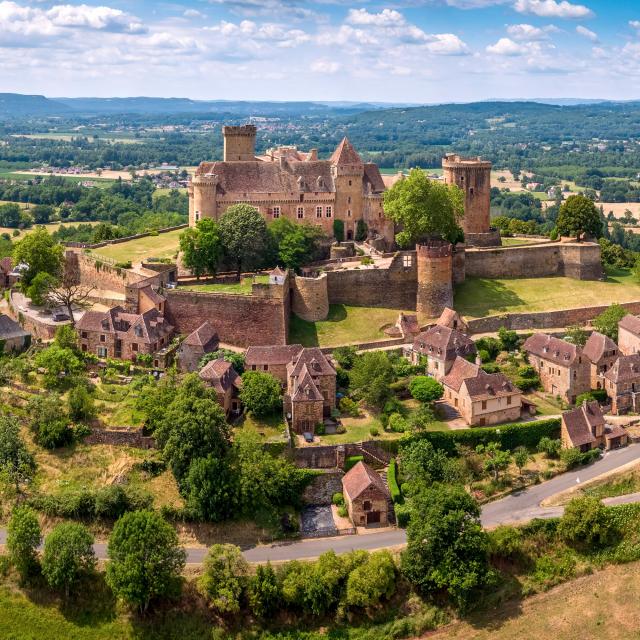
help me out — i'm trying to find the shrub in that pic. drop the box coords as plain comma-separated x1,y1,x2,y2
369,426,379,437
247,563,280,618
345,455,364,472
345,550,396,609
338,504,348,518
200,544,249,615
68,385,97,422
475,337,501,360
498,326,520,351
561,446,601,469
7,505,41,580
333,346,357,369
477,349,491,364
537,436,562,459
387,458,403,504
487,526,523,560
332,492,344,506
558,496,613,547
114,261,132,269
409,377,444,404
333,219,345,243
388,413,408,433
339,397,360,418
575,389,608,405
395,503,411,527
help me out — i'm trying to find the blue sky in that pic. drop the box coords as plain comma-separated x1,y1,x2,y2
1,0,639,102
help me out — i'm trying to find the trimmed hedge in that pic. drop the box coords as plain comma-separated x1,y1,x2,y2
387,458,403,505
345,455,364,472
400,418,561,455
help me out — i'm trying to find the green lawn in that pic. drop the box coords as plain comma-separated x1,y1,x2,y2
90,228,182,263
499,237,547,246
455,267,640,318
289,304,412,347
235,412,288,443
181,276,269,296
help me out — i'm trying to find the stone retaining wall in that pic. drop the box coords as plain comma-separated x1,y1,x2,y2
302,470,344,505
84,428,156,449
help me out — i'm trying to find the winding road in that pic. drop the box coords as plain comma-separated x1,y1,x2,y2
3,444,640,563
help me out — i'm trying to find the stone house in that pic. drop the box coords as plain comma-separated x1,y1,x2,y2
411,324,477,380
285,347,337,434
603,354,640,414
245,344,304,385
76,305,174,365
177,321,219,372
523,333,590,404
442,356,523,426
199,358,242,417
342,461,391,527
436,307,469,333
582,331,619,389
0,313,31,353
561,401,628,451
618,315,640,356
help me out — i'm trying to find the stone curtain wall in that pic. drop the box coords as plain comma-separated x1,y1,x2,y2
164,290,289,347
64,224,188,250
66,251,145,292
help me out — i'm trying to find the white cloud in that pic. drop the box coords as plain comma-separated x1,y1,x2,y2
346,9,405,27
576,25,598,41
506,23,556,41
486,37,528,56
514,0,594,19
47,4,146,34
183,9,205,19
425,33,470,55
630,20,640,31
310,59,341,74
206,19,310,48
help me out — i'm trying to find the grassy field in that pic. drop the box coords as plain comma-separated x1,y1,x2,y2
499,237,548,247
455,268,640,318
289,304,412,347
181,276,269,295
0,221,101,238
90,229,182,263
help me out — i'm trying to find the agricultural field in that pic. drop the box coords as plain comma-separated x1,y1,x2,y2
289,304,412,347
455,268,640,318
0,221,100,237
89,228,183,263
600,202,640,218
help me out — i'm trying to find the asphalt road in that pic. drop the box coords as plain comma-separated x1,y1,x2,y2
3,444,640,563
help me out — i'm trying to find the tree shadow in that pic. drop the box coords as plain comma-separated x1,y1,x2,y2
455,278,526,317
462,574,525,631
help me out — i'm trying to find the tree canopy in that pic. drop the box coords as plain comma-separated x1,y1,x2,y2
179,218,222,279
239,371,282,417
0,415,36,496
219,204,270,276
556,194,602,241
12,227,65,286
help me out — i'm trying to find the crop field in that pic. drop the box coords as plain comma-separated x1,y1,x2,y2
90,228,183,263
0,221,100,237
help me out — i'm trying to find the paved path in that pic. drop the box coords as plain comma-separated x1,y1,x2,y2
3,444,640,563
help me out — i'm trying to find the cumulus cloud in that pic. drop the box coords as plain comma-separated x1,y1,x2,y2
630,20,640,31
310,58,341,74
206,19,310,48
506,23,557,40
425,33,470,55
514,0,594,19
576,25,598,41
486,37,529,56
183,9,206,19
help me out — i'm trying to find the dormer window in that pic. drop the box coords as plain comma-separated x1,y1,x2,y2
134,325,143,338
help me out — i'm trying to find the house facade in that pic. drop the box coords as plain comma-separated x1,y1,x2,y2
561,401,628,451
245,344,304,385
618,315,640,356
342,461,391,527
604,354,640,415
411,324,477,380
523,333,590,403
199,358,242,417
177,321,219,372
582,331,619,389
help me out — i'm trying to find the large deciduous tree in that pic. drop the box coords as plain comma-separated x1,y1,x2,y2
555,194,602,241
239,371,282,417
0,415,36,497
383,168,464,248
219,204,270,276
7,505,41,580
12,227,64,286
349,351,394,408
199,543,249,615
179,218,222,279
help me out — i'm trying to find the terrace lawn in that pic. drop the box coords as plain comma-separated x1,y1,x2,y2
455,267,640,319
181,275,269,295
289,304,412,347
499,237,547,246
90,228,182,263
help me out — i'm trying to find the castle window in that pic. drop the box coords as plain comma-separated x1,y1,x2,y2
272,206,280,218
297,207,304,219
326,206,332,218
195,211,201,222
348,196,352,204
316,206,322,218
469,188,474,196
348,180,352,186
403,255,413,268
132,343,139,352
347,210,351,217
100,335,106,343
97,346,107,358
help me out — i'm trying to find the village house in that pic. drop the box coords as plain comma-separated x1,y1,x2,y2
523,333,590,404
199,358,242,418
245,344,304,384
177,321,219,372
582,331,619,389
442,356,523,426
76,305,174,366
561,401,628,451
618,315,640,356
411,324,477,380
0,313,31,353
342,461,391,527
436,307,469,334
604,354,640,415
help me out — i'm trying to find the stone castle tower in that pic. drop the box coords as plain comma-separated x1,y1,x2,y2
416,241,453,318
442,154,500,247
223,124,257,162
331,139,364,241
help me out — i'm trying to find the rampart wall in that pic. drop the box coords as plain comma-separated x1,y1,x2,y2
66,251,144,292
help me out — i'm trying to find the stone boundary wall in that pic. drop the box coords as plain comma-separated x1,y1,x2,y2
63,224,188,250
466,300,640,334
164,289,289,347
66,251,146,293
84,428,156,449
302,470,344,505
292,441,392,469
319,337,406,354
8,291,58,340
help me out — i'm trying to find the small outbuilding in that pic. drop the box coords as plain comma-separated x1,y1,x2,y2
342,461,390,527
0,313,31,353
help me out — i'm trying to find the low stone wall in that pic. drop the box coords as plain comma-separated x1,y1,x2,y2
8,291,58,340
84,428,156,449
302,470,344,505
467,300,640,334
293,441,392,470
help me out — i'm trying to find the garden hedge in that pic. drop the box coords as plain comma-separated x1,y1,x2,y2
387,458,403,505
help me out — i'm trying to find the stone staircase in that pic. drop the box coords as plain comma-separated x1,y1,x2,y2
378,467,397,526
355,441,391,467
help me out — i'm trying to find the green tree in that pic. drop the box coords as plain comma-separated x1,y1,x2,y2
333,219,345,242
593,303,627,342
558,496,613,547
498,326,519,351
179,218,222,279
476,442,512,482
556,194,602,241
42,522,96,597
401,484,490,611
239,371,282,417
0,415,36,496
355,218,368,242
26,271,58,307
34,344,83,389
537,436,562,459
7,505,41,580
219,204,270,276
345,550,396,609
350,351,394,408
269,218,325,271
513,447,529,475
54,324,79,351
565,324,588,347
199,543,249,615
400,439,459,487
31,205,53,225
106,510,186,612
67,384,97,423
27,393,73,449
383,168,464,247
199,349,245,374
0,202,22,228
185,455,238,522
135,370,179,431
247,562,281,618
12,227,64,286
409,376,444,404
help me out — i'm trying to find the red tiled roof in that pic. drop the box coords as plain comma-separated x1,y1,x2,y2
245,344,303,366
287,347,336,379
523,333,581,367
397,313,420,338
604,354,640,384
619,314,640,337
442,356,480,392
199,358,241,394
582,331,618,364
342,461,389,501
330,137,363,166
413,325,476,360
140,285,166,305
436,307,468,332
562,401,603,448
463,370,519,400
363,163,385,193
291,368,324,402
183,321,219,349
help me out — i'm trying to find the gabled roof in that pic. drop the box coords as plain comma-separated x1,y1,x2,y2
523,333,581,367
442,356,480,392
199,358,241,394
562,401,604,448
619,314,640,337
245,344,303,366
604,354,640,384
582,331,618,364
0,313,29,340
463,370,519,401
330,137,363,166
413,325,476,360
140,285,166,306
397,313,420,338
183,321,219,349
342,461,389,501
436,307,468,333
287,347,336,379
291,368,324,402
363,163,385,193
270,266,287,277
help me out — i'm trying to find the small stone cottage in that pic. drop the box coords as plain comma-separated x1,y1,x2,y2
342,461,391,527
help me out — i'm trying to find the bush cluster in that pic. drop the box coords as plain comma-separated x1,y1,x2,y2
387,458,403,505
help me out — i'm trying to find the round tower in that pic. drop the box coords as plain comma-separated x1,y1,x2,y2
189,175,218,226
291,273,329,322
416,242,453,319
223,124,257,162
442,154,498,246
